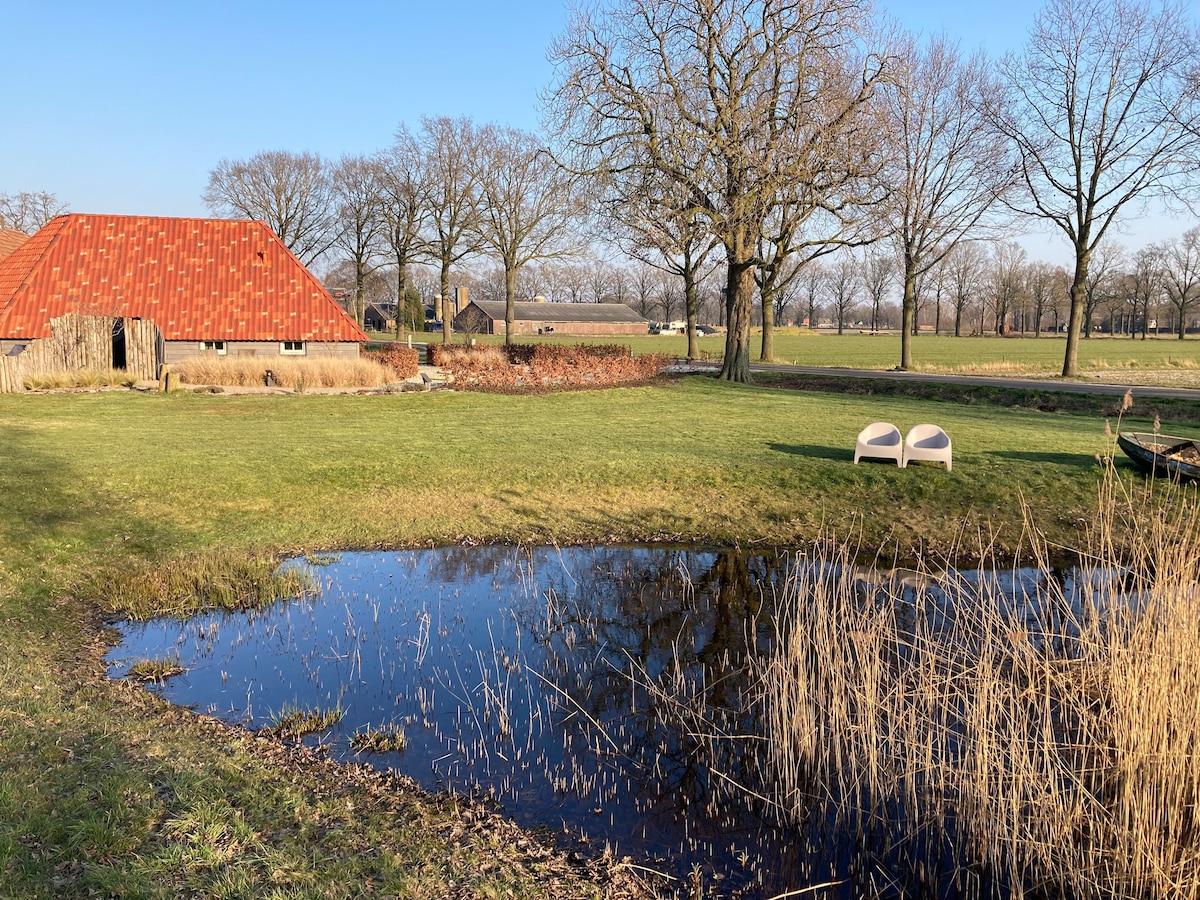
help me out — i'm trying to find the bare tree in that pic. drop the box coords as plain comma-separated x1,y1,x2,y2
756,185,882,361
420,116,485,342
828,256,859,335
547,0,893,382
1025,260,1066,336
0,190,68,233
1125,246,1166,338
799,263,828,330
989,0,1200,375
884,34,1016,368
615,181,722,358
1082,242,1126,337
989,241,1028,335
859,248,894,333
629,262,658,318
477,124,583,344
379,127,430,339
203,150,336,266
330,155,387,328
940,242,987,336
1161,227,1200,337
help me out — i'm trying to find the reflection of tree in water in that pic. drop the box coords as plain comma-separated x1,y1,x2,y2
513,546,791,841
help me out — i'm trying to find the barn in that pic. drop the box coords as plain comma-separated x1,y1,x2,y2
453,300,649,336
0,227,29,261
0,214,365,375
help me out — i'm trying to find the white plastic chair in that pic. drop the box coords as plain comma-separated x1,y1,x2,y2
854,422,904,466
903,424,952,471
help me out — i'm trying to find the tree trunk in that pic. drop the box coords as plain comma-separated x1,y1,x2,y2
759,288,774,362
1062,253,1089,377
394,264,408,341
900,265,916,370
440,260,453,345
355,267,366,330
718,258,755,383
685,271,699,361
504,264,517,346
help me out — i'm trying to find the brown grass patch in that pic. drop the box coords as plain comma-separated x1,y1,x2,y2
175,357,395,390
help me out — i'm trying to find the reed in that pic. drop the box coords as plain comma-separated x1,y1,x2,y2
174,356,395,389
758,458,1200,898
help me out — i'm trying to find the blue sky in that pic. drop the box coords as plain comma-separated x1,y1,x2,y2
2,0,1186,258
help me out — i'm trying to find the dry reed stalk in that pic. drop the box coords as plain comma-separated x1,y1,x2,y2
759,461,1200,899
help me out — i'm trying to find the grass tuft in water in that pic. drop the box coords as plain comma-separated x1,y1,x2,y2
125,657,185,682
349,727,408,754
98,549,312,620
268,705,345,740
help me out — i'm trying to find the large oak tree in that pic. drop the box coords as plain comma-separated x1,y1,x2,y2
203,150,336,266
546,0,893,382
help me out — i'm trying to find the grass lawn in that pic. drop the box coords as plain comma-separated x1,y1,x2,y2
0,373,1194,897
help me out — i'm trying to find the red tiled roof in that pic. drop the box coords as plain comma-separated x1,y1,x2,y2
0,214,366,343
0,228,29,260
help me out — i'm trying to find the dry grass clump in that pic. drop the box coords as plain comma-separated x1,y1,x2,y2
759,463,1200,898
175,356,394,390
1089,356,1199,371
23,368,134,390
427,344,507,368
916,360,1042,376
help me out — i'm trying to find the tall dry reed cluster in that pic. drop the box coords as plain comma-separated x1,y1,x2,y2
759,465,1200,899
175,356,394,390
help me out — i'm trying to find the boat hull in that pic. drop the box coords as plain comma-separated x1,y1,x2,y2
1117,432,1200,481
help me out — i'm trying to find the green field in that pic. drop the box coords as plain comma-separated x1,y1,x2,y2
0,373,1195,897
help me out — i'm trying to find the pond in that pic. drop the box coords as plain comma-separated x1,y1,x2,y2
107,545,1096,898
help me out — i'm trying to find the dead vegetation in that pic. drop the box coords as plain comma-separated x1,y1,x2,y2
428,342,670,391
174,356,397,390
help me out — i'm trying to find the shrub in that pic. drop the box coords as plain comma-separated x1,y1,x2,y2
429,342,668,391
365,345,420,379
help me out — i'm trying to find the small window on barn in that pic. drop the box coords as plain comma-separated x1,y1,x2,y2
281,341,306,355
200,341,227,355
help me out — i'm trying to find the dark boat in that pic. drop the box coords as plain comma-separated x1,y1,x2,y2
1117,432,1200,481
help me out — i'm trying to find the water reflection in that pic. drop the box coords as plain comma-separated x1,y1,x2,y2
106,546,1088,898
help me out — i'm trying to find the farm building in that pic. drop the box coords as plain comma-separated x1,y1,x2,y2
0,214,366,375
453,300,649,336
0,227,29,260
363,302,397,332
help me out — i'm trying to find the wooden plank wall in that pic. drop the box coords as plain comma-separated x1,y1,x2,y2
0,314,163,392
123,318,163,381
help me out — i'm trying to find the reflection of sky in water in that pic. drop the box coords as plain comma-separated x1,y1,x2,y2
106,546,1095,898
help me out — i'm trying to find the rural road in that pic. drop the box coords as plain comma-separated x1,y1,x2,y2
680,360,1200,402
